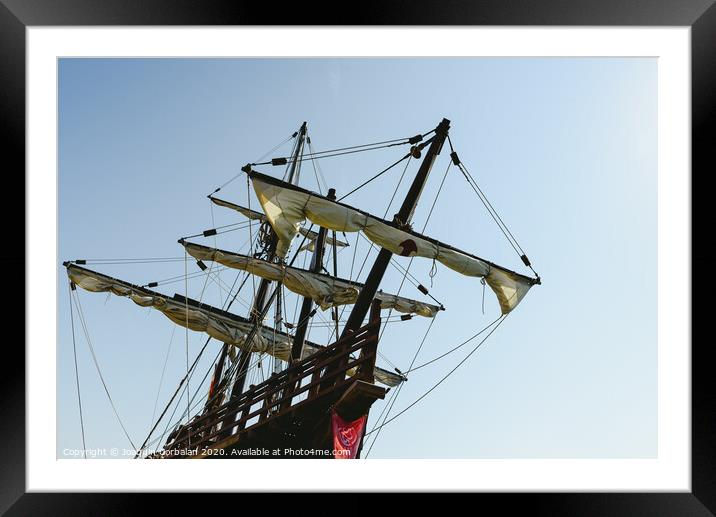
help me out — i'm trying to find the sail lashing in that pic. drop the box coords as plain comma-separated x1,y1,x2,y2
247,171,536,314
65,263,403,387
180,241,441,317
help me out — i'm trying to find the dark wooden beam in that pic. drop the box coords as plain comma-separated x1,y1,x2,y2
331,229,340,338
291,187,336,360
340,118,450,338
218,122,308,437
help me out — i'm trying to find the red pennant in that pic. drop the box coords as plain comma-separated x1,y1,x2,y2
332,411,367,459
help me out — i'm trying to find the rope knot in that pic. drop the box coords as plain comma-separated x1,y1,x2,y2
393,216,413,232
429,259,438,287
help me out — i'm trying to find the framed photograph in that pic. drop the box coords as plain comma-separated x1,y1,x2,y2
4,0,712,512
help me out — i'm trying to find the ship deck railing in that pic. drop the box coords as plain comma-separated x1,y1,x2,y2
154,310,382,457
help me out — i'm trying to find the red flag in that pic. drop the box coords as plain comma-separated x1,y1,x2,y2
331,411,367,459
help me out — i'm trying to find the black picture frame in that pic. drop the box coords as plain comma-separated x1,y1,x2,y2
2,0,711,512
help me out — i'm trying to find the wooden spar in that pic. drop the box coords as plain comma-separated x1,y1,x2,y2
331,229,340,338
205,344,228,412
274,284,282,374
217,122,308,432
291,187,335,360
286,122,308,184
354,299,382,459
340,118,451,338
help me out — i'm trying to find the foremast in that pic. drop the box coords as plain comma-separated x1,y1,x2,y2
214,122,308,428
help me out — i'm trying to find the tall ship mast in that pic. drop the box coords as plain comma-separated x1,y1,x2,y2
64,118,540,459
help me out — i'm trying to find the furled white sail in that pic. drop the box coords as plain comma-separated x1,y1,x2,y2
209,195,348,253
181,241,440,317
209,196,266,222
250,172,536,314
66,264,402,387
297,227,348,252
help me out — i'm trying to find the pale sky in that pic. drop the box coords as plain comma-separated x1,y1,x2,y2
58,57,656,459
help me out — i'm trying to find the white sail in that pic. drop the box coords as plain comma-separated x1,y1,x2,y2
209,195,348,252
209,196,265,222
66,264,402,387
297,227,349,252
181,241,440,317
250,172,535,314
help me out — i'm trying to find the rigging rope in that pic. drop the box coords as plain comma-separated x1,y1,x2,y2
209,197,220,303
184,250,191,428
181,220,252,241
154,271,253,448
365,383,405,457
366,158,455,454
337,153,411,202
141,235,251,289
324,232,361,344
252,137,415,168
247,176,257,301
330,159,414,342
182,253,216,432
404,315,503,374
348,231,361,282
447,135,539,279
340,153,446,308
294,132,307,185
200,223,317,409
307,138,328,194
326,156,444,347
364,315,508,439
366,315,438,456
356,233,444,308
156,345,225,448
205,273,252,312
280,135,300,182
71,290,138,450
68,282,87,458
209,132,296,196
284,135,410,158
77,257,185,264
383,156,412,217
135,253,257,457
381,157,452,308
137,180,271,455
142,266,228,289
149,325,176,429
135,334,214,456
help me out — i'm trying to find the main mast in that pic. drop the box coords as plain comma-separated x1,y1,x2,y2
340,118,450,337
212,117,449,419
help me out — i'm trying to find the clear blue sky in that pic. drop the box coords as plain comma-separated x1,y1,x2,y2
57,57,656,459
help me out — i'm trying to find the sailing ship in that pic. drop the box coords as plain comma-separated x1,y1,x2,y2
63,118,540,459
